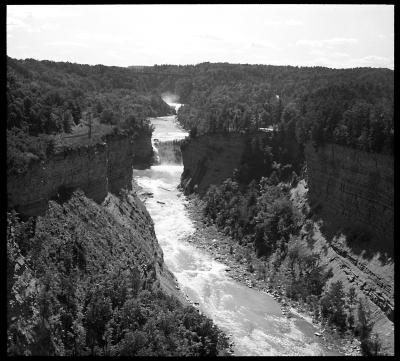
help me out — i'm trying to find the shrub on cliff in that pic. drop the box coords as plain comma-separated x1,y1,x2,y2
189,126,198,138
7,211,41,355
360,332,382,356
7,128,55,175
352,298,385,355
320,281,348,332
285,238,333,300
204,174,300,258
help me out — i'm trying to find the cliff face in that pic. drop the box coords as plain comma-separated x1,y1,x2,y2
181,134,394,351
290,182,394,353
303,143,394,351
7,190,183,355
102,191,180,300
180,131,303,196
180,133,248,195
304,142,394,256
7,132,153,217
181,136,393,257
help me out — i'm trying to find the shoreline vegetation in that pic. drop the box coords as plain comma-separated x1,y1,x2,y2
182,194,362,356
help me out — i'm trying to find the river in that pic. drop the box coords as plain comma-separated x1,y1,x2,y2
131,107,340,356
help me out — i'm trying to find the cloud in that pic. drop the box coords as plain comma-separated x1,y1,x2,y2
263,20,282,26
351,55,393,68
75,32,127,46
332,52,350,58
7,12,58,34
296,37,358,48
263,19,303,27
197,34,223,41
379,33,394,40
309,49,326,57
7,16,29,29
285,19,303,26
46,41,86,48
250,41,278,49
7,5,79,20
308,57,331,67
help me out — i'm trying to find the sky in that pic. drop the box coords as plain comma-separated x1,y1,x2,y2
7,4,394,69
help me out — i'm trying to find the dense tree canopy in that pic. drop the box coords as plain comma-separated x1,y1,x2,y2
8,58,393,158
7,57,176,175
172,63,393,155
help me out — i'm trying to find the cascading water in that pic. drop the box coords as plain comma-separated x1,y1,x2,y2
131,106,341,356
153,140,183,165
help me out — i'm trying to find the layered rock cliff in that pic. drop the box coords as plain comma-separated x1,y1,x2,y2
302,143,394,352
181,133,247,195
102,191,181,300
180,131,303,195
180,133,394,352
304,142,394,257
181,135,393,260
290,181,394,353
7,131,153,217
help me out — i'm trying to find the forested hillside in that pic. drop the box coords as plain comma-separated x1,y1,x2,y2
7,57,173,175
8,58,393,164
174,63,393,156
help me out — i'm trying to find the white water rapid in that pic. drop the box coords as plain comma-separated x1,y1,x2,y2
131,107,341,356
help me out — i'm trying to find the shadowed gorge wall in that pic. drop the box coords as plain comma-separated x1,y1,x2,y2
304,142,394,257
7,132,153,217
181,133,254,195
180,134,394,352
181,135,393,256
180,131,303,195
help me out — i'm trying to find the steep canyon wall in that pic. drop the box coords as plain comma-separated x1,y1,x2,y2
180,131,303,195
180,133,247,195
180,133,394,350
304,142,394,256
7,132,153,217
181,134,393,258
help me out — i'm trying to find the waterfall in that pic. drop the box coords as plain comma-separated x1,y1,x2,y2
151,102,185,166
153,140,183,165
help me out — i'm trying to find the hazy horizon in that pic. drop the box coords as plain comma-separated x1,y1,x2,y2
7,4,394,70
6,55,395,71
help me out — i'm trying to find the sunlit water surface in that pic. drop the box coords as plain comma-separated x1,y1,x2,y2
132,106,340,356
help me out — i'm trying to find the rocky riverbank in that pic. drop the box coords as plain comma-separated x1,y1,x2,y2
182,194,362,356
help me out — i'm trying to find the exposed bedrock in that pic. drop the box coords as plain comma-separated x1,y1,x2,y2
7,131,153,217
181,133,394,352
181,132,260,195
304,142,393,257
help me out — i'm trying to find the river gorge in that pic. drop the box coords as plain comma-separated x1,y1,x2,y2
131,106,341,356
